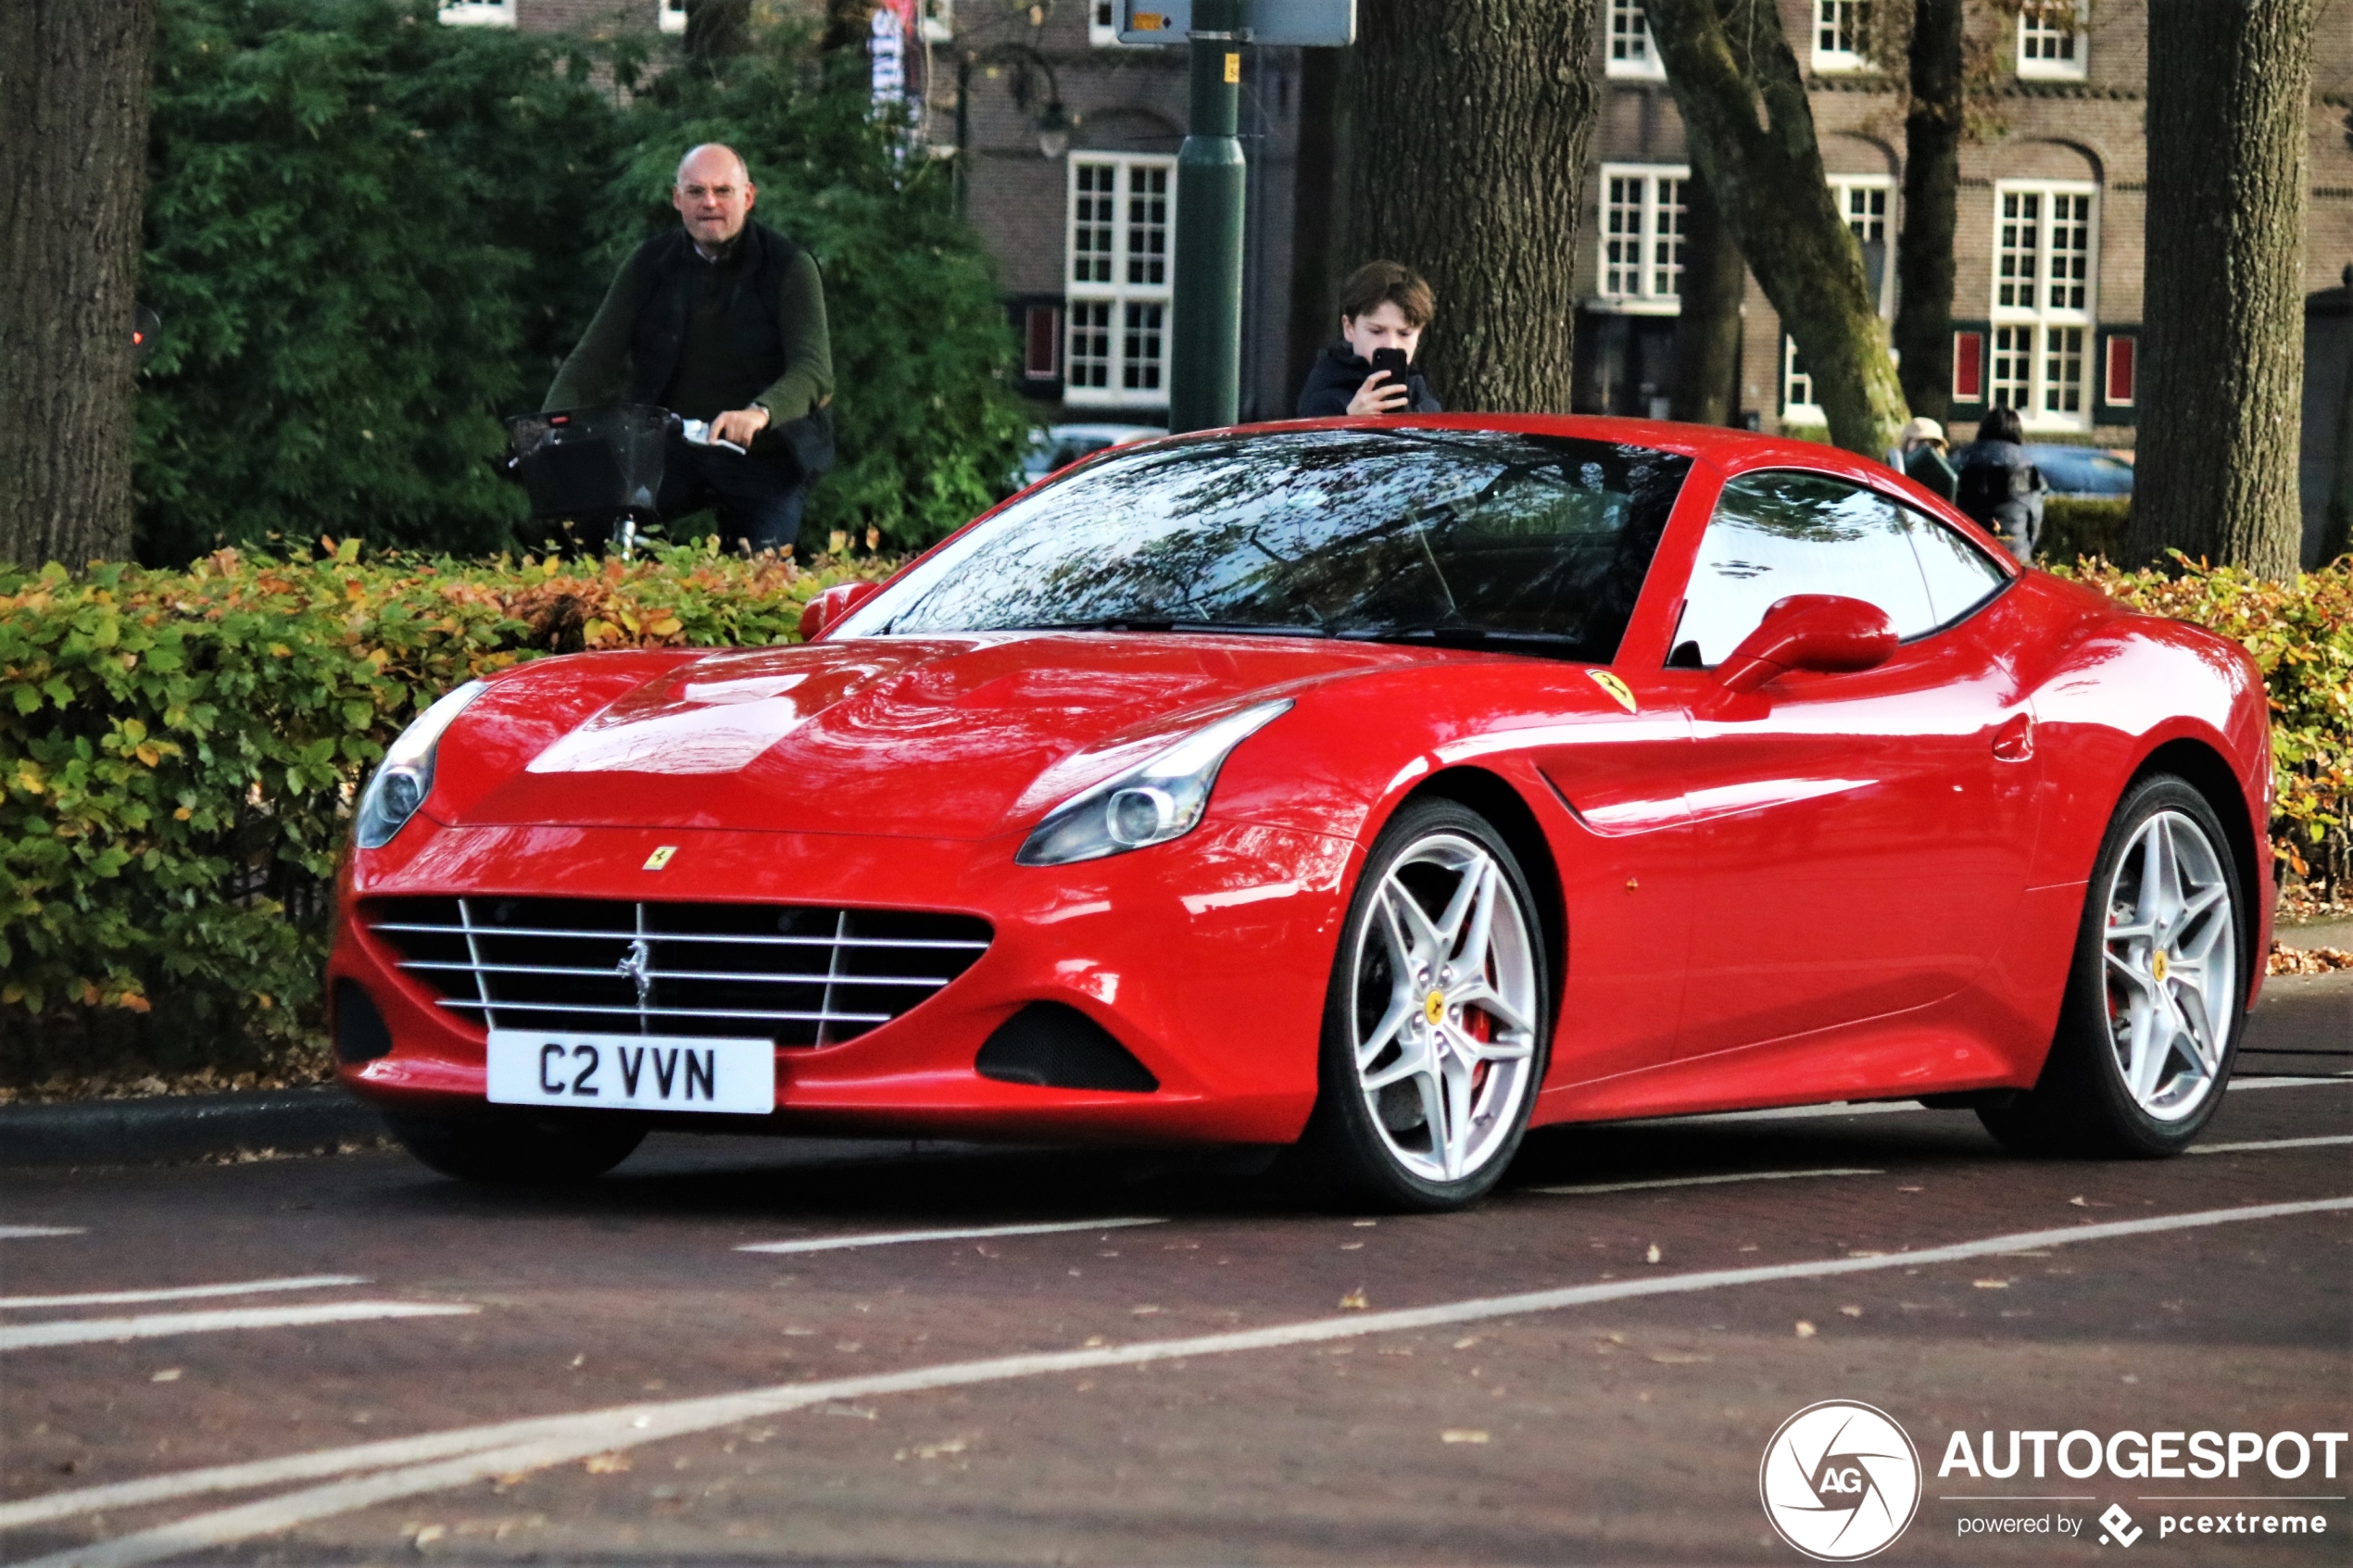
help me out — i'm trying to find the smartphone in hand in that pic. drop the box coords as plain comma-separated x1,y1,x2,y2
1368,347,1413,404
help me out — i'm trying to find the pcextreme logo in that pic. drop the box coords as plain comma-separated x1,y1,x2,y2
1760,1400,1924,1562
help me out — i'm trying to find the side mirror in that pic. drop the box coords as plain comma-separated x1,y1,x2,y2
798,580,881,643
1713,594,1897,695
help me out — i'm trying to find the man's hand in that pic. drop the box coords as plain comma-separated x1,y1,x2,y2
1345,372,1411,418
711,406,772,447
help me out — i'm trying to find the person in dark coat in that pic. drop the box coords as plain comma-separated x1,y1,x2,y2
1950,405,2047,565
1295,260,1444,419
1887,416,1958,503
546,143,834,553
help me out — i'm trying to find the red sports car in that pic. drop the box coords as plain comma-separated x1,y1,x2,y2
327,418,2272,1210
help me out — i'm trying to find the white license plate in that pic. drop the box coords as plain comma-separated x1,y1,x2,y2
486,1031,774,1116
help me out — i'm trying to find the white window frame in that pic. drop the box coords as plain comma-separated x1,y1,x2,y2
1780,174,1895,425
1810,0,1872,74
1592,163,1688,315
2016,5,2088,81
1089,0,1137,46
1604,1,1666,80
437,0,515,25
659,0,686,34
1064,154,1176,409
1990,179,2099,432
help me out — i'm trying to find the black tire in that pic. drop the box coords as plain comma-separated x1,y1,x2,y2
1294,799,1552,1211
385,1110,647,1184
1979,774,2246,1159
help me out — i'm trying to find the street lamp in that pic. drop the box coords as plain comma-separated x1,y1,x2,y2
954,41,1076,214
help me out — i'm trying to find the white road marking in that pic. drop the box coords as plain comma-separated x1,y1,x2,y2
0,1275,368,1311
2186,1134,2353,1156
0,1226,87,1239
1529,1167,1882,1197
736,1217,1165,1255
10,1195,2348,1566
1621,1073,2349,1127
0,1301,476,1353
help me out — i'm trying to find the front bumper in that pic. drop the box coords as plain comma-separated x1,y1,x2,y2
328,817,1355,1146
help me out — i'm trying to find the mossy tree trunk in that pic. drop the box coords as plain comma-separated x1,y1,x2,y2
2128,0,2316,577
1645,0,1907,457
1344,0,1598,413
0,0,157,569
1892,0,1962,425
1668,165,1743,425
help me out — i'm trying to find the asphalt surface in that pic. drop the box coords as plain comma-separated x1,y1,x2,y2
5,1035,2348,1568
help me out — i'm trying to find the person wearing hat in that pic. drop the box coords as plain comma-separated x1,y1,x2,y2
1888,416,1958,504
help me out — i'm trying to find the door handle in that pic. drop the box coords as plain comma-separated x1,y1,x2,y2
1992,713,2035,763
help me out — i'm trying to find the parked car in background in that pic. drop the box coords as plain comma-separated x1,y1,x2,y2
1019,423,1166,486
2025,445,2134,499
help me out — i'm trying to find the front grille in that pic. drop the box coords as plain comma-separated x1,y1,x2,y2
365,897,992,1047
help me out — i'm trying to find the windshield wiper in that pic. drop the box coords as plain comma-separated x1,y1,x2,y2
1005,618,1330,638
1333,623,1592,657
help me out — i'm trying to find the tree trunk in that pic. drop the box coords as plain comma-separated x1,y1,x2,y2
1644,0,1906,457
1668,164,1743,424
1344,0,1598,413
0,0,157,570
1892,0,1961,424
2128,0,2316,576
1283,47,1347,412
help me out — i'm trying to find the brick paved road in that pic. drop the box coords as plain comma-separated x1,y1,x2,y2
3,1021,2347,1567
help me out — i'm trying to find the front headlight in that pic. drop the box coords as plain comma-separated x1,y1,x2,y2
1017,699,1292,867
354,680,486,848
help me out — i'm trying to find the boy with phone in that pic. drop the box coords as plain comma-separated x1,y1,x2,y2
1295,260,1443,419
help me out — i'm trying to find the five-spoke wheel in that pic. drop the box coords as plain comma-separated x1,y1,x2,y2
1304,799,1549,1209
1981,774,2246,1157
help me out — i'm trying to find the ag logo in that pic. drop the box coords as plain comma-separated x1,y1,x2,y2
1759,1400,1921,1562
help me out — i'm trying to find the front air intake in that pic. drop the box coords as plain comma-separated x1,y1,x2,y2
976,1003,1159,1092
365,897,991,1047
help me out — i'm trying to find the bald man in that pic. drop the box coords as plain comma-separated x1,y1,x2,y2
545,144,834,553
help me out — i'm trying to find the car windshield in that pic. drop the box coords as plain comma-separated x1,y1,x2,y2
841,429,1693,663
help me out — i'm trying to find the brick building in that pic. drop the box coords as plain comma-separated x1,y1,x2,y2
1578,0,2353,458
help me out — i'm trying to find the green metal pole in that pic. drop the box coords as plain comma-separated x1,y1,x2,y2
1168,0,1246,433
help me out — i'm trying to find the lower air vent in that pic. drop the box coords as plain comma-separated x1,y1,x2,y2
365,897,991,1047
332,980,395,1064
976,1003,1159,1093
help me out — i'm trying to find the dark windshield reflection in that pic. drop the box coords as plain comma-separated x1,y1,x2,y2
845,430,1692,663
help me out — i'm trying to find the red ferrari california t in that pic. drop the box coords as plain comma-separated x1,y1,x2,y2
328,418,2272,1210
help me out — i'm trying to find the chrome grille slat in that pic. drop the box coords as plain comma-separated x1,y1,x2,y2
392,960,954,988
366,896,991,1047
368,922,987,950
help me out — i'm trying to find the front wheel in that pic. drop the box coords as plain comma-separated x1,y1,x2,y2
1298,799,1551,1210
1979,774,2246,1158
385,1110,647,1184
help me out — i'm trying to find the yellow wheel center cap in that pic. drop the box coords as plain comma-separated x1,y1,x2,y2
2151,950,2169,983
1425,990,1448,1027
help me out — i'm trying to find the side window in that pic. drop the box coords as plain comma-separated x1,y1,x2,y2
1900,507,2009,627
1672,471,1936,666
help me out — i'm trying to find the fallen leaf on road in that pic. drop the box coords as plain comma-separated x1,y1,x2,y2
895,1438,968,1461
1082,1335,1108,1348
1839,1305,1863,1317
1794,1321,1817,1338
411,1524,446,1549
1131,1304,1162,1316
150,1368,182,1382
1645,1244,1662,1264
1339,1288,1369,1310
1973,1279,2011,1289
1453,1335,1482,1349
1646,1350,1710,1364
582,1454,631,1474
1441,1429,1490,1444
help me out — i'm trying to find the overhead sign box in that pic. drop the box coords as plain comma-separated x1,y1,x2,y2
1117,0,1355,46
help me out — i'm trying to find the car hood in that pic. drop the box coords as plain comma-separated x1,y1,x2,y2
433,633,1426,840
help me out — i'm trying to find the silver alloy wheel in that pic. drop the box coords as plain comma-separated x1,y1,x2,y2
2101,808,2237,1122
1347,831,1541,1184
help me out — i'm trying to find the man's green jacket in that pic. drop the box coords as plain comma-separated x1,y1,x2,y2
545,220,833,433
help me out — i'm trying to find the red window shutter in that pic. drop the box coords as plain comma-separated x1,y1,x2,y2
1952,332,1984,401
1025,307,1063,379
2105,334,2135,406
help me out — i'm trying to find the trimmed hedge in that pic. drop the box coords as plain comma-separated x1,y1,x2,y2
0,543,892,1082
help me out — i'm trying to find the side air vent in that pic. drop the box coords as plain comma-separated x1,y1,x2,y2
976,1003,1159,1093
332,980,395,1064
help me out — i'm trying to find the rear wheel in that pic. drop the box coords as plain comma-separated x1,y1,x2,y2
1979,775,2245,1158
385,1110,647,1184
1299,799,1550,1210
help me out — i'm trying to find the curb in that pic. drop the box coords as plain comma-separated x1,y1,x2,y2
0,1087,387,1169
